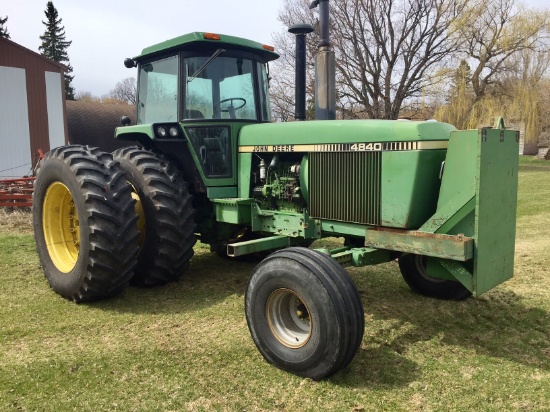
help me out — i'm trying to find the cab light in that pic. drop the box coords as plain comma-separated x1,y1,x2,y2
263,44,275,52
204,33,221,40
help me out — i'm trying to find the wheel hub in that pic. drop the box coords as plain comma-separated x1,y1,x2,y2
266,288,312,348
42,182,80,273
415,255,445,283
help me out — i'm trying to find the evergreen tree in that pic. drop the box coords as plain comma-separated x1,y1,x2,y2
0,15,10,39
451,60,472,95
39,2,75,100
435,60,476,130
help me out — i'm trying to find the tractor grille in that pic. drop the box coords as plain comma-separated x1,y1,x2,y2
309,152,381,225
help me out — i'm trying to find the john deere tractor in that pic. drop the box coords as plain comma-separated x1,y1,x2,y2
32,30,519,380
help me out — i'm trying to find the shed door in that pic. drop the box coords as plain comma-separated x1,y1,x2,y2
0,66,32,178
45,71,66,149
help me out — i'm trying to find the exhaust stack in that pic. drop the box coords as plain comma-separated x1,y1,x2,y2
289,24,314,121
310,0,336,120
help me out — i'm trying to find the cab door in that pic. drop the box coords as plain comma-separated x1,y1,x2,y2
182,54,261,191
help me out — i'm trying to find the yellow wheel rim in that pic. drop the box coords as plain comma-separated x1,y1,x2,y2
130,186,146,248
42,182,80,273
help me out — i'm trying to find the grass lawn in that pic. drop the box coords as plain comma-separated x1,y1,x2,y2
1,156,549,411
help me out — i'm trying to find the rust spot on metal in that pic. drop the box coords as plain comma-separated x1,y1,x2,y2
370,227,471,244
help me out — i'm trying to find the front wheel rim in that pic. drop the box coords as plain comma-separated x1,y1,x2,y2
42,182,80,273
266,288,312,348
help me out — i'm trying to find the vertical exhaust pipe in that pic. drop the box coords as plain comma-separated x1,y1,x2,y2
310,0,336,120
289,24,314,121
316,0,330,48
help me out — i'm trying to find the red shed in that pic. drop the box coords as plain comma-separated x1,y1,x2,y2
0,37,68,178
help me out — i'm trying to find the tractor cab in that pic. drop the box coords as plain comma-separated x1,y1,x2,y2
117,32,279,190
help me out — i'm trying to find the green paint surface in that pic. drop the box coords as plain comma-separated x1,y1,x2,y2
115,124,153,140
418,127,519,295
474,128,519,294
135,32,279,62
239,120,456,146
381,150,446,228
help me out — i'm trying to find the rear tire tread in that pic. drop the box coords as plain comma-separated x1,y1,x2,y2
33,145,139,302
112,146,196,286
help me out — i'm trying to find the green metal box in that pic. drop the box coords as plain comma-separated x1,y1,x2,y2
380,149,447,228
422,126,519,295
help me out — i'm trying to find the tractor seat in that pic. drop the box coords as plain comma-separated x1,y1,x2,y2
184,110,205,119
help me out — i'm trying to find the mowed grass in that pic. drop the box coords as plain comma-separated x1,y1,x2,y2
1,157,549,412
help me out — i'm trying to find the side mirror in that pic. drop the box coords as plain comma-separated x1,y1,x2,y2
120,115,131,126
124,58,136,68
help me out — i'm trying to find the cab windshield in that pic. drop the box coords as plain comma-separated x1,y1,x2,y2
136,54,271,124
185,56,266,121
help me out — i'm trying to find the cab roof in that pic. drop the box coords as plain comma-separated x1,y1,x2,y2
135,32,279,62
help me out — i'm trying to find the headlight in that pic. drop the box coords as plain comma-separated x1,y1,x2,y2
169,127,179,137
156,126,167,137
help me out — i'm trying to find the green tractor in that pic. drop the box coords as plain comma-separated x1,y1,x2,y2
32,30,519,380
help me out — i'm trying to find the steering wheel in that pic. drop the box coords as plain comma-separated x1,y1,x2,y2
220,97,246,112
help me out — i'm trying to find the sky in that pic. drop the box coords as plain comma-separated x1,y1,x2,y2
3,0,288,97
3,0,547,98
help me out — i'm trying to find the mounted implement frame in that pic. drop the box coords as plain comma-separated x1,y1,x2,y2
0,177,35,207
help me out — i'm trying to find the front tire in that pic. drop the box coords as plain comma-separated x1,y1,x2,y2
113,147,196,286
245,247,364,380
398,254,472,300
32,145,139,302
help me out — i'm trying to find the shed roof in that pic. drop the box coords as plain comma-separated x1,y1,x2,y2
0,37,67,73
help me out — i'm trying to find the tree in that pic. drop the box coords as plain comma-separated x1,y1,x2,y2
453,0,550,102
74,91,101,103
39,2,75,100
436,51,550,142
434,60,476,129
434,0,550,141
75,79,137,106
0,15,9,39
273,0,467,120
334,0,470,119
270,1,318,121
104,77,137,105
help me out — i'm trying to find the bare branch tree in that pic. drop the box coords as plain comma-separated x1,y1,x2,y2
332,0,467,119
272,0,465,119
104,77,137,105
270,0,318,121
454,0,550,101
75,90,101,102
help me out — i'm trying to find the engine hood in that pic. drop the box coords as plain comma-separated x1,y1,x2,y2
238,120,456,151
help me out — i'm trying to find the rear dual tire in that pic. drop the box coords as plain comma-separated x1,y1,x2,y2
32,145,139,302
33,145,197,301
112,147,196,286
